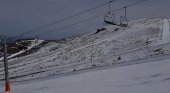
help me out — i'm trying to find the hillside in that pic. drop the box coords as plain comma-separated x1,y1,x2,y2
0,39,44,61
0,18,170,92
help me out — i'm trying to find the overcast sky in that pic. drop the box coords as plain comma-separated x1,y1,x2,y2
0,0,170,40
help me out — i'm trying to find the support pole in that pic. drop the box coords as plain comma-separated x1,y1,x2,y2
3,38,10,91
108,1,111,13
108,0,113,14
124,6,127,17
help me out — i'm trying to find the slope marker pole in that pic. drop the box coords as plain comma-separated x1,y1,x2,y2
3,38,11,91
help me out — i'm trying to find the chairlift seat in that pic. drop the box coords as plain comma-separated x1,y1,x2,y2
104,12,116,25
120,16,128,27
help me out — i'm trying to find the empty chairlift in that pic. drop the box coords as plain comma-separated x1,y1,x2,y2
104,12,117,25
104,0,117,25
119,6,128,27
120,16,128,27
35,35,38,43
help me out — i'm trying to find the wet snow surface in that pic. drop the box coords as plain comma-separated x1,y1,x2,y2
1,57,170,93
0,18,170,93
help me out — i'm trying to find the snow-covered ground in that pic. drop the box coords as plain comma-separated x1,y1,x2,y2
1,56,170,93
0,18,170,92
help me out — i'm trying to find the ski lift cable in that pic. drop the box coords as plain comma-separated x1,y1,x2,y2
34,0,147,38
124,0,146,16
126,0,147,7
7,0,117,41
109,0,147,14
36,13,105,37
9,0,147,40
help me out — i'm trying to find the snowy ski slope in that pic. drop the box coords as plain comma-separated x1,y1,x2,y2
0,18,170,92
1,54,170,93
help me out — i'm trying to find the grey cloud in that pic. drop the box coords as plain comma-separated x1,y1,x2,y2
0,0,170,40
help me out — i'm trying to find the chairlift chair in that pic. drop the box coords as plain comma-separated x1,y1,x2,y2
104,12,116,25
120,16,128,27
35,35,38,43
119,6,128,27
104,1,117,25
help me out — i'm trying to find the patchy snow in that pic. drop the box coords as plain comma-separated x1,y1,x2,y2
0,39,44,61
0,18,167,81
0,18,170,93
